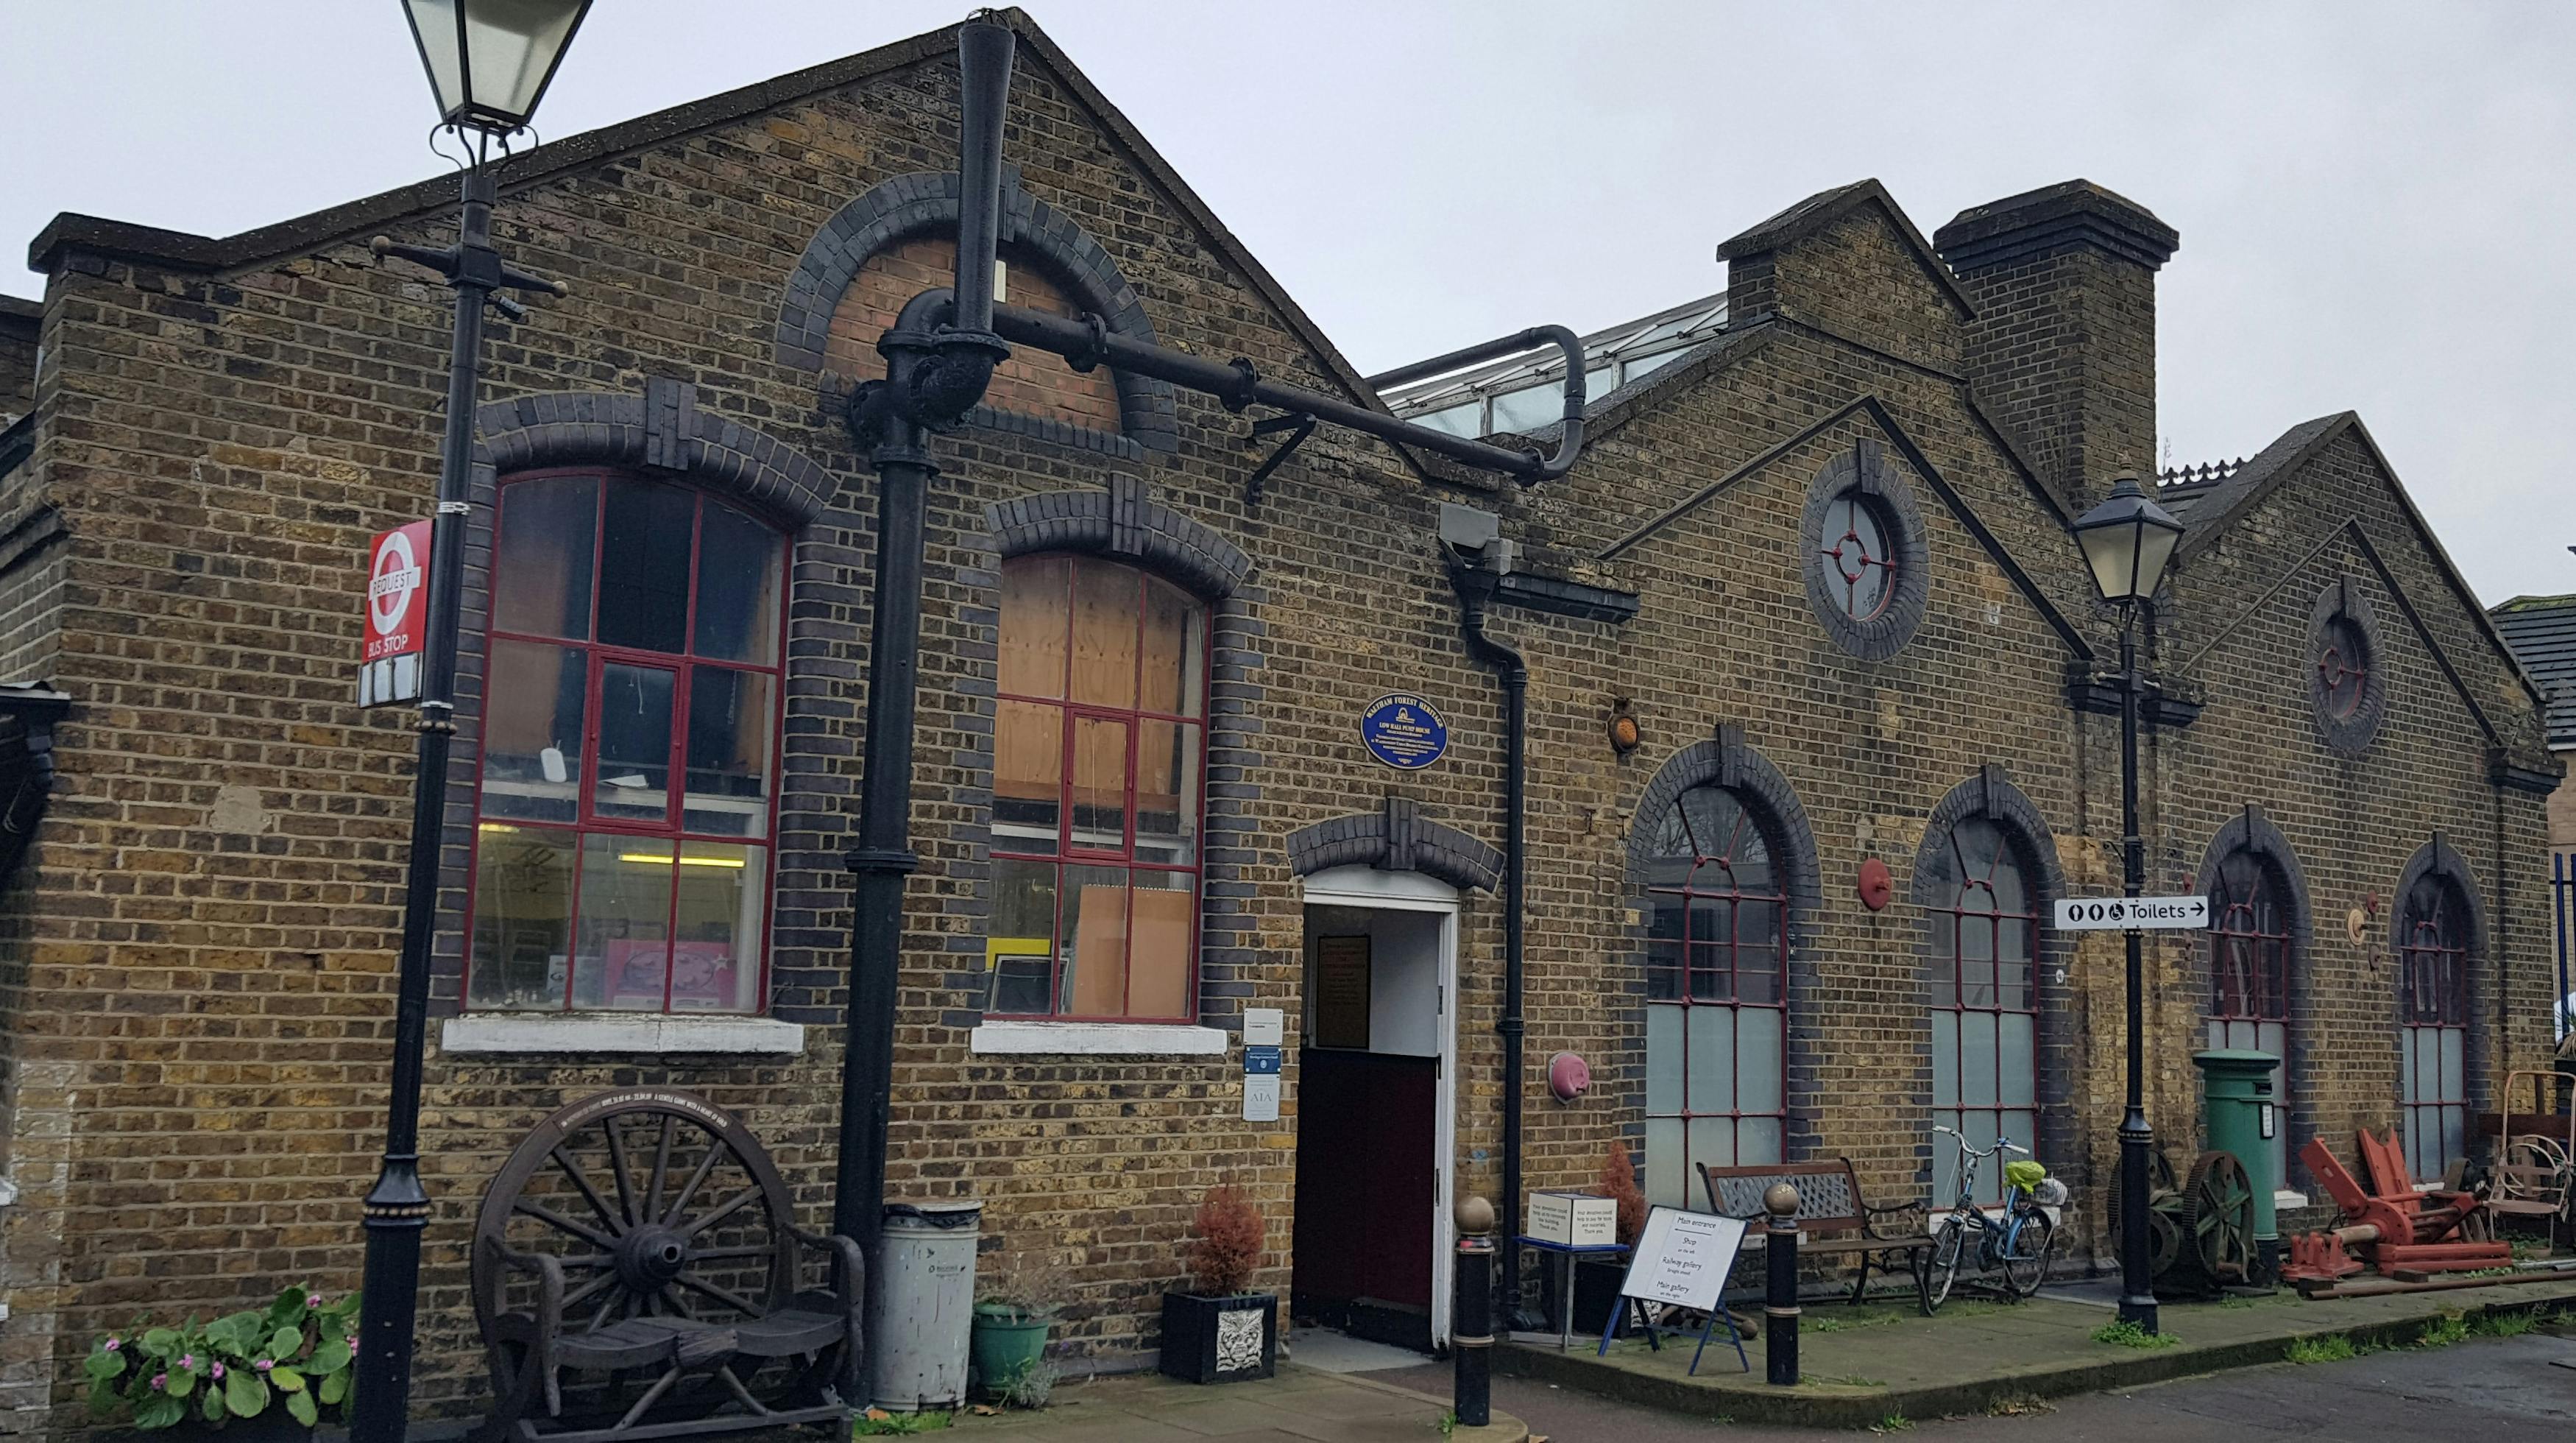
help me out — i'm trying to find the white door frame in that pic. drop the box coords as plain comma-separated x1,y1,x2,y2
1300,866,1460,1347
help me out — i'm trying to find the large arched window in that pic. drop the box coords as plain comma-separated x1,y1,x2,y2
1642,785,1786,1208
2398,871,2471,1181
1924,816,2039,1205
2207,845,2295,1188
989,553,1206,1021
466,470,788,1014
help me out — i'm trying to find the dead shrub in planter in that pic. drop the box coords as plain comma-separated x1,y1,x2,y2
1186,1184,1265,1296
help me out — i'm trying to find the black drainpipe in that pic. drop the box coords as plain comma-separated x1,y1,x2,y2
1449,552,1534,1328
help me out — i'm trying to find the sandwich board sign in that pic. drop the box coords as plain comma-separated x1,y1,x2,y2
1598,1205,1752,1375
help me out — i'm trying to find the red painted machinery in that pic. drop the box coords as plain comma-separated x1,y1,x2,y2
2278,1129,2509,1286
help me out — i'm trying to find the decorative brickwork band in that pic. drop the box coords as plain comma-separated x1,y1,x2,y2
774,169,1179,453
1800,434,1930,661
986,476,1252,601
1284,793,1502,894
471,383,839,526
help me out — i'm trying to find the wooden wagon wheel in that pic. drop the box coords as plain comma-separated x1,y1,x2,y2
2183,1150,2255,1283
472,1089,832,1433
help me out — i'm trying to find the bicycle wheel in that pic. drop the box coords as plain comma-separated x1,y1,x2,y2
1998,1209,2056,1298
1920,1216,1967,1314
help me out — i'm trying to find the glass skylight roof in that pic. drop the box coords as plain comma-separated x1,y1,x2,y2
1375,292,1728,438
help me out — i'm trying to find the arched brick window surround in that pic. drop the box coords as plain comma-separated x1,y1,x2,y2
2389,833,2491,1160
1619,724,1825,1160
1284,794,1501,895
1910,766,2076,1190
774,169,1180,459
966,477,1259,1031
1800,435,1930,661
427,381,853,1026
2189,805,2315,1184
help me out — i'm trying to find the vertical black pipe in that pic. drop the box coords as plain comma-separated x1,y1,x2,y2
1452,565,1531,1327
351,165,495,1443
947,20,1013,335
2115,615,2159,1333
1763,1184,1800,1386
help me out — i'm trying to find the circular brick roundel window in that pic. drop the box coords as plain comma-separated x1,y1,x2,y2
2308,577,2385,755
1800,437,1928,660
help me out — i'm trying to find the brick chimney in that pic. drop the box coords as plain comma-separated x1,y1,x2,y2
1933,181,2179,512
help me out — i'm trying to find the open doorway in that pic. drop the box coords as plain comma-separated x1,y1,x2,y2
1291,867,1457,1354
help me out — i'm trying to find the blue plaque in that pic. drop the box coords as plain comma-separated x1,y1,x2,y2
1359,692,1449,770
1242,1044,1283,1075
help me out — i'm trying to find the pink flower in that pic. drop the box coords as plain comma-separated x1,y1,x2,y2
177,1354,194,1371
150,1374,167,1391
210,1362,224,1380
103,1338,120,1353
306,1294,322,1308
254,1359,273,1373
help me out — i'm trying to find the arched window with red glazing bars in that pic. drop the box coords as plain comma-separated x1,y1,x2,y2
1925,816,2039,1207
2398,872,2470,1181
1642,786,1787,1210
2207,847,2293,1186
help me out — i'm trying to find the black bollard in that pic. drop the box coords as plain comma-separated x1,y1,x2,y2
1454,1196,1495,1427
1764,1182,1800,1387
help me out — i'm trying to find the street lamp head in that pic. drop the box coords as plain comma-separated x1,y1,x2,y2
2073,470,2184,605
403,0,591,137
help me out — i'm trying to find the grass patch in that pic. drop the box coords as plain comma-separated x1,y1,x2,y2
2090,1321,2179,1349
2285,1335,2357,1364
853,1410,951,1436
2473,1310,2538,1338
1867,1414,1914,1433
2416,1312,2471,1349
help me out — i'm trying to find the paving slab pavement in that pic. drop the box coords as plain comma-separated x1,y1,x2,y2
942,1363,1526,1442
1493,1274,2576,1428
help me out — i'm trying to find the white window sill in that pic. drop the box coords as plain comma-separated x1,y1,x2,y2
2274,1189,2310,1209
969,1021,1228,1056
441,1014,807,1056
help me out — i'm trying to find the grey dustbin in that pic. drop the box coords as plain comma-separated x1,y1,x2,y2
866,1199,983,1411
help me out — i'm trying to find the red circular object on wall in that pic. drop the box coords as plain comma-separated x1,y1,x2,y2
1547,1051,1591,1103
1857,857,1893,911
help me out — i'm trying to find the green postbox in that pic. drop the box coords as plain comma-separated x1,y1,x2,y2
2195,1048,2282,1275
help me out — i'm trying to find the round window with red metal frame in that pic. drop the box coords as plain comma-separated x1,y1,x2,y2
2306,577,2385,755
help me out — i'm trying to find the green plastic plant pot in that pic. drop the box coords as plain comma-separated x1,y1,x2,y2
969,1305,1050,1400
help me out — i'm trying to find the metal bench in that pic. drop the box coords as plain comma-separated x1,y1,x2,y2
472,1088,863,1443
1699,1159,1932,1305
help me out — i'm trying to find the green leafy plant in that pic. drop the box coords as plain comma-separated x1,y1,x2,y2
84,1287,358,1430
2472,1309,2538,1338
2415,1312,2470,1348
2285,1334,2357,1364
852,1408,950,1435
1005,1358,1060,1411
1869,1413,1915,1433
2090,1321,2179,1349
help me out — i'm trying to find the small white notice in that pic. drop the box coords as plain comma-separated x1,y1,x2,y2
1614,1206,1749,1313
1243,1073,1280,1122
2052,895,2209,931
1243,1008,1284,1046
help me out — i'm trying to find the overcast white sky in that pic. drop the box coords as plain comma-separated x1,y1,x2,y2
6,2,2572,603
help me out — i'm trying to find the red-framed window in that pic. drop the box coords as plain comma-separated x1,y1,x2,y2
1817,488,1897,621
2315,614,2371,719
988,554,1206,1021
1925,816,2039,1206
1642,785,1786,1210
464,469,788,1015
2207,846,2293,1185
2398,872,2470,1181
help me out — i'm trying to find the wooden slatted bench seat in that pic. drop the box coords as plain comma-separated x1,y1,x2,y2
1699,1159,1932,1304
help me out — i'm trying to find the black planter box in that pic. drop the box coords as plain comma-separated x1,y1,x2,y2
1158,1291,1276,1383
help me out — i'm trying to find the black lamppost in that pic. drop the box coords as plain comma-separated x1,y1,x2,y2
352,5,587,1439
2071,470,2184,1335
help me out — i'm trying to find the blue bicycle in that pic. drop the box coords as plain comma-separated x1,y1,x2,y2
1919,1125,2059,1313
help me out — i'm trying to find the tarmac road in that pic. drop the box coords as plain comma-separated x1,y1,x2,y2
1378,1330,2576,1441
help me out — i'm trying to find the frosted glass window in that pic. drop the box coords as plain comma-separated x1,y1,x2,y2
1641,780,1792,1204
2397,869,2471,1181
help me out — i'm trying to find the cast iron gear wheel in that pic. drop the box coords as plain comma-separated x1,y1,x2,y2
2105,1149,2185,1279
2183,1149,2256,1283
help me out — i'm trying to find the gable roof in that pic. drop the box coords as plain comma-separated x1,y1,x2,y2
2491,593,2576,749
24,9,1401,428
1716,178,1976,320
2179,409,2550,719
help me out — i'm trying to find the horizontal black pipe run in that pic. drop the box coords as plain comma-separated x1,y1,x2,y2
988,303,1583,482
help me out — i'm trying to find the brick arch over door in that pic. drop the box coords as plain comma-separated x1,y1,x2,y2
2190,805,2316,1185
1283,794,1502,895
1910,766,2076,1194
1621,724,1825,1169
774,170,1180,456
427,384,857,1023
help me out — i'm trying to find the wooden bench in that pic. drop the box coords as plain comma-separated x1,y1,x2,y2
1699,1159,1932,1305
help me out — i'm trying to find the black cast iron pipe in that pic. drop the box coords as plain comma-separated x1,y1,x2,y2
1450,558,1532,1328
988,303,1585,484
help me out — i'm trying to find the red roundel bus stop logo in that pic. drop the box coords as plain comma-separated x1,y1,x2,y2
358,520,433,707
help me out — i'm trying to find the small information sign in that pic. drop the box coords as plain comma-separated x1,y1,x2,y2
1242,1008,1286,1121
2051,895,2210,931
1614,1206,1749,1313
358,520,432,708
1359,693,1449,770
1242,1044,1282,1075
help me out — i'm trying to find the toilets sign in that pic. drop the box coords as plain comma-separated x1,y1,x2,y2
2052,895,2210,931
